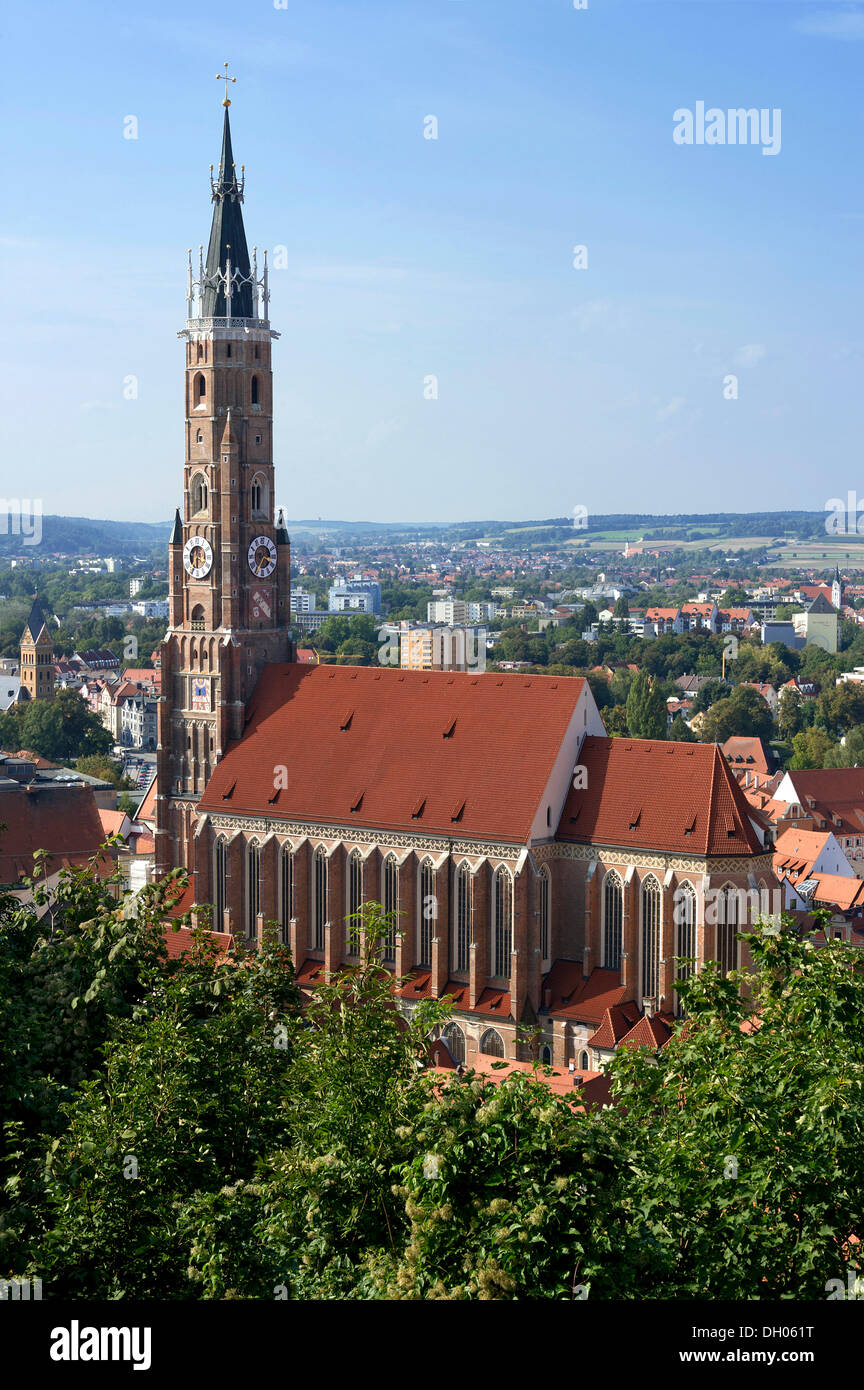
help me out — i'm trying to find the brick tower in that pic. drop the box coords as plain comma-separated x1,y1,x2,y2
19,597,55,702
155,91,292,877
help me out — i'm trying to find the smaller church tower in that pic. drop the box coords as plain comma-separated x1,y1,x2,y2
832,565,843,611
19,597,55,701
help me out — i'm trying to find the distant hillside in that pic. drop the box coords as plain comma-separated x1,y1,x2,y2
0,516,173,557
0,509,845,557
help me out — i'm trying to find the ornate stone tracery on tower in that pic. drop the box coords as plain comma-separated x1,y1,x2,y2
155,97,292,877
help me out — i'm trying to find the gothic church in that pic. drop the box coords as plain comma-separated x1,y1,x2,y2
156,100,777,1069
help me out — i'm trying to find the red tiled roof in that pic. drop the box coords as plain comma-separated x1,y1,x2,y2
722,736,771,777
0,783,110,883
618,1013,674,1051
394,970,512,1018
164,925,234,960
781,769,864,837
198,664,587,842
542,959,631,1024
558,736,764,856
588,1002,641,1050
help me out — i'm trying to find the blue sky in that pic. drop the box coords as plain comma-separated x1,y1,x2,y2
2,0,863,524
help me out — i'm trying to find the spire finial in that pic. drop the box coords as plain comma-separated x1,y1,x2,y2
217,61,237,107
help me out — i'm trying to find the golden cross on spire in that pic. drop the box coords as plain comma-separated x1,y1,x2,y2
217,61,237,107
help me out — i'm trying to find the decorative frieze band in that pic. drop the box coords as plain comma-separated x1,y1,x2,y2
202,811,522,862
532,839,775,876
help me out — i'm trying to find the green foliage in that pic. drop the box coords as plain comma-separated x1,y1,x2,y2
700,685,773,744
3,863,863,1301
0,691,112,762
625,670,666,740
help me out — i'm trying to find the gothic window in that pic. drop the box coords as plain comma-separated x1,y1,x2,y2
492,866,513,979
717,884,739,978
454,862,471,973
443,1022,466,1064
191,604,205,633
674,881,697,1018
196,343,204,362
640,875,662,1005
251,375,259,406
246,839,260,939
250,474,268,517
579,1051,589,1071
418,859,435,967
213,837,227,928
280,845,293,945
196,429,203,444
603,870,624,971
226,343,232,359
539,865,551,967
194,373,206,404
313,846,328,951
540,1044,552,1066
254,344,259,360
191,473,208,515
383,854,398,963
347,849,363,955
480,1028,505,1059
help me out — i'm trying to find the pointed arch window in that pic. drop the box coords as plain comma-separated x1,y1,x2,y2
383,854,398,963
480,1028,504,1058
251,375,260,406
603,870,623,971
347,849,363,955
250,473,268,518
493,866,513,979
640,875,662,1005
717,884,739,977
213,836,227,929
418,859,435,967
280,844,294,945
194,373,206,404
313,846,328,951
539,865,551,967
454,862,471,973
246,839,260,939
674,881,697,1018
443,1022,466,1064
191,473,208,515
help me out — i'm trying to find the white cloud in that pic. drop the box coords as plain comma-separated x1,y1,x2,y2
734,344,767,368
655,396,685,422
795,8,864,39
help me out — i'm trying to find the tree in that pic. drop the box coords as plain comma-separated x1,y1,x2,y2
625,670,667,740
0,691,113,762
700,688,771,744
691,679,728,716
788,727,836,770
75,754,132,788
817,683,864,741
668,713,697,742
777,687,804,741
613,595,630,619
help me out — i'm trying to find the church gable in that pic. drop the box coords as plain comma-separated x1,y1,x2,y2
198,663,588,844
558,736,764,857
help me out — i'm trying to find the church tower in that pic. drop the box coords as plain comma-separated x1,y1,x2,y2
832,564,842,611
156,87,292,877
19,597,55,702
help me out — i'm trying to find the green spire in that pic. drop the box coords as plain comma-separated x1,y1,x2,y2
202,107,252,318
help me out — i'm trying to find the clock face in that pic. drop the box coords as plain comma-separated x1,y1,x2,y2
183,536,213,580
247,534,277,578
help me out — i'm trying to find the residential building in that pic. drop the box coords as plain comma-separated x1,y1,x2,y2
329,580,381,614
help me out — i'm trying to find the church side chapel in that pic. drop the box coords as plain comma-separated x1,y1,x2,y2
157,82,780,1070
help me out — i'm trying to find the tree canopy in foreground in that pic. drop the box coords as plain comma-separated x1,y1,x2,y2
0,859,861,1300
